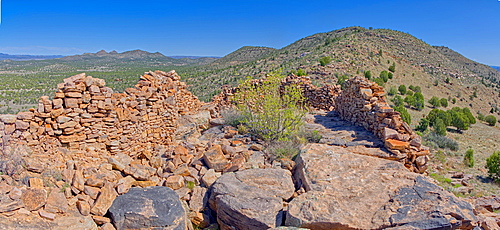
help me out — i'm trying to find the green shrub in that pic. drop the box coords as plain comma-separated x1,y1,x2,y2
477,112,485,121
302,130,322,143
424,133,459,150
404,95,415,108
391,95,404,107
486,151,500,181
429,96,441,107
337,75,349,89
389,62,396,72
398,85,407,95
434,150,446,163
364,71,372,80
388,87,398,96
234,72,306,141
373,77,385,87
380,71,389,83
221,108,245,127
414,92,425,111
433,118,447,136
416,118,430,132
394,105,411,124
319,56,332,66
464,149,474,167
297,68,307,76
266,138,304,159
485,115,497,126
440,98,448,108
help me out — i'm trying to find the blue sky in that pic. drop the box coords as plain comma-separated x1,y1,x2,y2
0,0,499,65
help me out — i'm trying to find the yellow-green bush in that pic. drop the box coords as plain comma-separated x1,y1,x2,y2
233,72,307,141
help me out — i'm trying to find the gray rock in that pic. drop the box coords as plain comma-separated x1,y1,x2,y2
109,186,187,230
287,144,477,230
210,168,294,230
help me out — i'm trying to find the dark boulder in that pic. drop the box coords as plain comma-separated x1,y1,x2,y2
109,186,187,230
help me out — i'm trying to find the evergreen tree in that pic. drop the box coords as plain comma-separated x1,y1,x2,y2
434,118,447,136
398,85,407,95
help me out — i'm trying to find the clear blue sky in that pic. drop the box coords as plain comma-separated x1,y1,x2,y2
0,0,499,65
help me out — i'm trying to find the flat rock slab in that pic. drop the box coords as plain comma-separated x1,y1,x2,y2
306,112,384,149
287,144,477,230
0,211,97,230
210,168,295,230
109,186,187,230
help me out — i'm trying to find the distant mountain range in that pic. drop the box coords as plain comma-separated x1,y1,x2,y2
491,66,500,72
0,53,64,61
0,51,219,62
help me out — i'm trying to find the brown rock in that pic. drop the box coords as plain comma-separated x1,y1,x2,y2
0,200,23,213
17,111,34,120
210,168,295,230
201,169,218,187
29,177,45,189
480,216,500,230
84,186,101,200
116,176,136,195
64,98,80,108
15,120,30,130
21,188,47,211
77,200,91,216
189,186,208,212
73,170,85,192
189,211,210,228
165,175,185,190
0,114,17,123
86,175,105,187
132,180,157,188
9,187,22,200
101,223,117,230
385,139,410,151
59,133,86,143
92,215,111,225
39,209,57,220
45,188,69,213
65,92,83,98
90,182,117,216
174,145,189,155
203,144,229,171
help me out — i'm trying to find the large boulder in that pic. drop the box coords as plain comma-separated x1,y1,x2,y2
286,144,477,229
108,186,187,230
210,168,295,230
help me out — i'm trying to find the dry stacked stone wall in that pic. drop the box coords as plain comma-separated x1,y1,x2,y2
212,74,340,112
213,74,429,173
335,76,430,173
0,70,201,172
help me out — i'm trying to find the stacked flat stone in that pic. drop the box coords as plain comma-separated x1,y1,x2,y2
335,76,430,173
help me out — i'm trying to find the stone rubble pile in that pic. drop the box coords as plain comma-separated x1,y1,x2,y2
335,76,430,173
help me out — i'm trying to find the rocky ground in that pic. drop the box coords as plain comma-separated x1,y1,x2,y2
0,72,498,229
